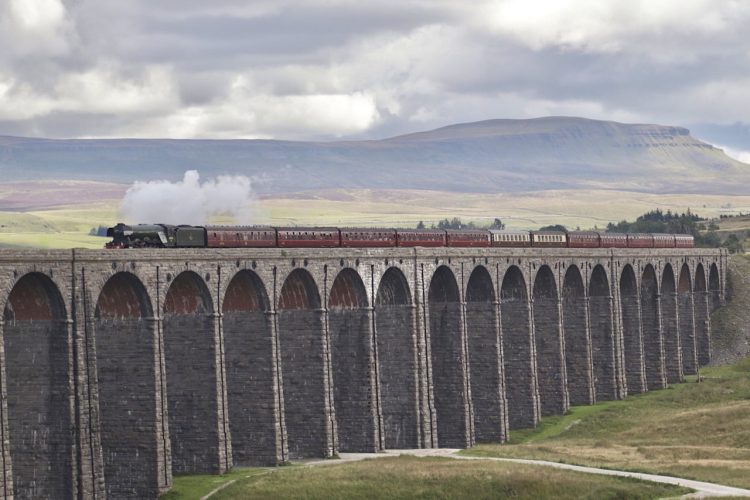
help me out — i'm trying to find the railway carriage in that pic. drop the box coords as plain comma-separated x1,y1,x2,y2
627,233,655,248
675,234,694,248
599,232,628,248
340,228,398,247
277,227,340,247
531,231,567,248
568,231,600,248
396,229,446,247
445,229,491,247
653,233,676,248
489,230,531,247
207,226,276,247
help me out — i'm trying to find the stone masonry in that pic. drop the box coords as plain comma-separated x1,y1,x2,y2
0,246,726,499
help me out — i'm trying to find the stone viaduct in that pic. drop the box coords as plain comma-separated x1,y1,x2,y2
0,246,726,499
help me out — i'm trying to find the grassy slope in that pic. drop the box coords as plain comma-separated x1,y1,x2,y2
163,456,688,500
0,203,116,249
464,358,750,489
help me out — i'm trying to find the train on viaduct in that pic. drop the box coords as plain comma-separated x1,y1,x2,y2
0,245,726,499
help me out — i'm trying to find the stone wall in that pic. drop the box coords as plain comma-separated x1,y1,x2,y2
0,246,726,499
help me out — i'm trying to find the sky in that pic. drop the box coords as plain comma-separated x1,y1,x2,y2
0,0,749,155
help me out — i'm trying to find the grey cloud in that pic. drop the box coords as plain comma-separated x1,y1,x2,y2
2,0,750,142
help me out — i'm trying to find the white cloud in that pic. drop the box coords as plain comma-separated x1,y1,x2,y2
2,0,73,58
717,145,750,164
0,64,177,122
56,64,177,115
9,0,65,30
479,0,742,55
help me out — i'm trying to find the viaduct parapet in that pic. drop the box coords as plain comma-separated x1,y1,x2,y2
0,246,726,499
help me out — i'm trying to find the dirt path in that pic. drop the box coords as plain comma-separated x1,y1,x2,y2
205,448,750,499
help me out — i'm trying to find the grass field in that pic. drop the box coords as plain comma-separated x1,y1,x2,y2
261,188,750,229
162,456,689,500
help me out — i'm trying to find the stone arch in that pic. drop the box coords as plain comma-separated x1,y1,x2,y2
709,263,721,312
162,271,224,474
694,264,710,366
466,265,505,442
328,268,378,452
641,264,665,389
620,265,645,394
428,265,470,447
374,267,419,449
678,264,697,374
660,265,682,383
533,265,567,416
501,266,537,429
3,273,73,499
277,268,328,458
222,270,278,465
95,272,166,499
562,265,593,406
589,265,617,401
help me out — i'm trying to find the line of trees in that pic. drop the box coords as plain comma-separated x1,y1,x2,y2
416,217,505,230
606,208,746,252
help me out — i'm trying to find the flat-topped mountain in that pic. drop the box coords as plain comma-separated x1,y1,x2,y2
0,116,746,194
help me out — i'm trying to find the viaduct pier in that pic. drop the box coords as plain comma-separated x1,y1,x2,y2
0,246,726,498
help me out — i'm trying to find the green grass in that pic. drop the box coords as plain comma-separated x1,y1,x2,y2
160,467,272,500
463,357,750,489
196,456,688,500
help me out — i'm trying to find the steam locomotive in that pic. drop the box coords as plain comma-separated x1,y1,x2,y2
105,223,695,249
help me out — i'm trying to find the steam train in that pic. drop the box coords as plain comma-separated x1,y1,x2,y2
105,223,695,249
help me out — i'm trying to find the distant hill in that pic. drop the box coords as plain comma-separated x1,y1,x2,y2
0,116,747,195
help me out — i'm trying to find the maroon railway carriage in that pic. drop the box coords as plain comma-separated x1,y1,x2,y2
277,227,340,247
396,229,446,247
653,233,676,248
206,226,277,247
445,229,490,247
675,234,694,248
531,231,567,248
627,233,654,248
340,228,397,248
567,231,600,248
599,232,628,248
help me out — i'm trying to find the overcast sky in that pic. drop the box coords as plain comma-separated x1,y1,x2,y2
1,0,749,153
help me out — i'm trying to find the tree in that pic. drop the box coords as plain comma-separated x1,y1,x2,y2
489,218,505,230
721,233,745,254
539,224,567,232
436,217,475,230
416,220,425,229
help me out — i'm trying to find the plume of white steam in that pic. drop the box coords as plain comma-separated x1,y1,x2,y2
119,170,254,224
